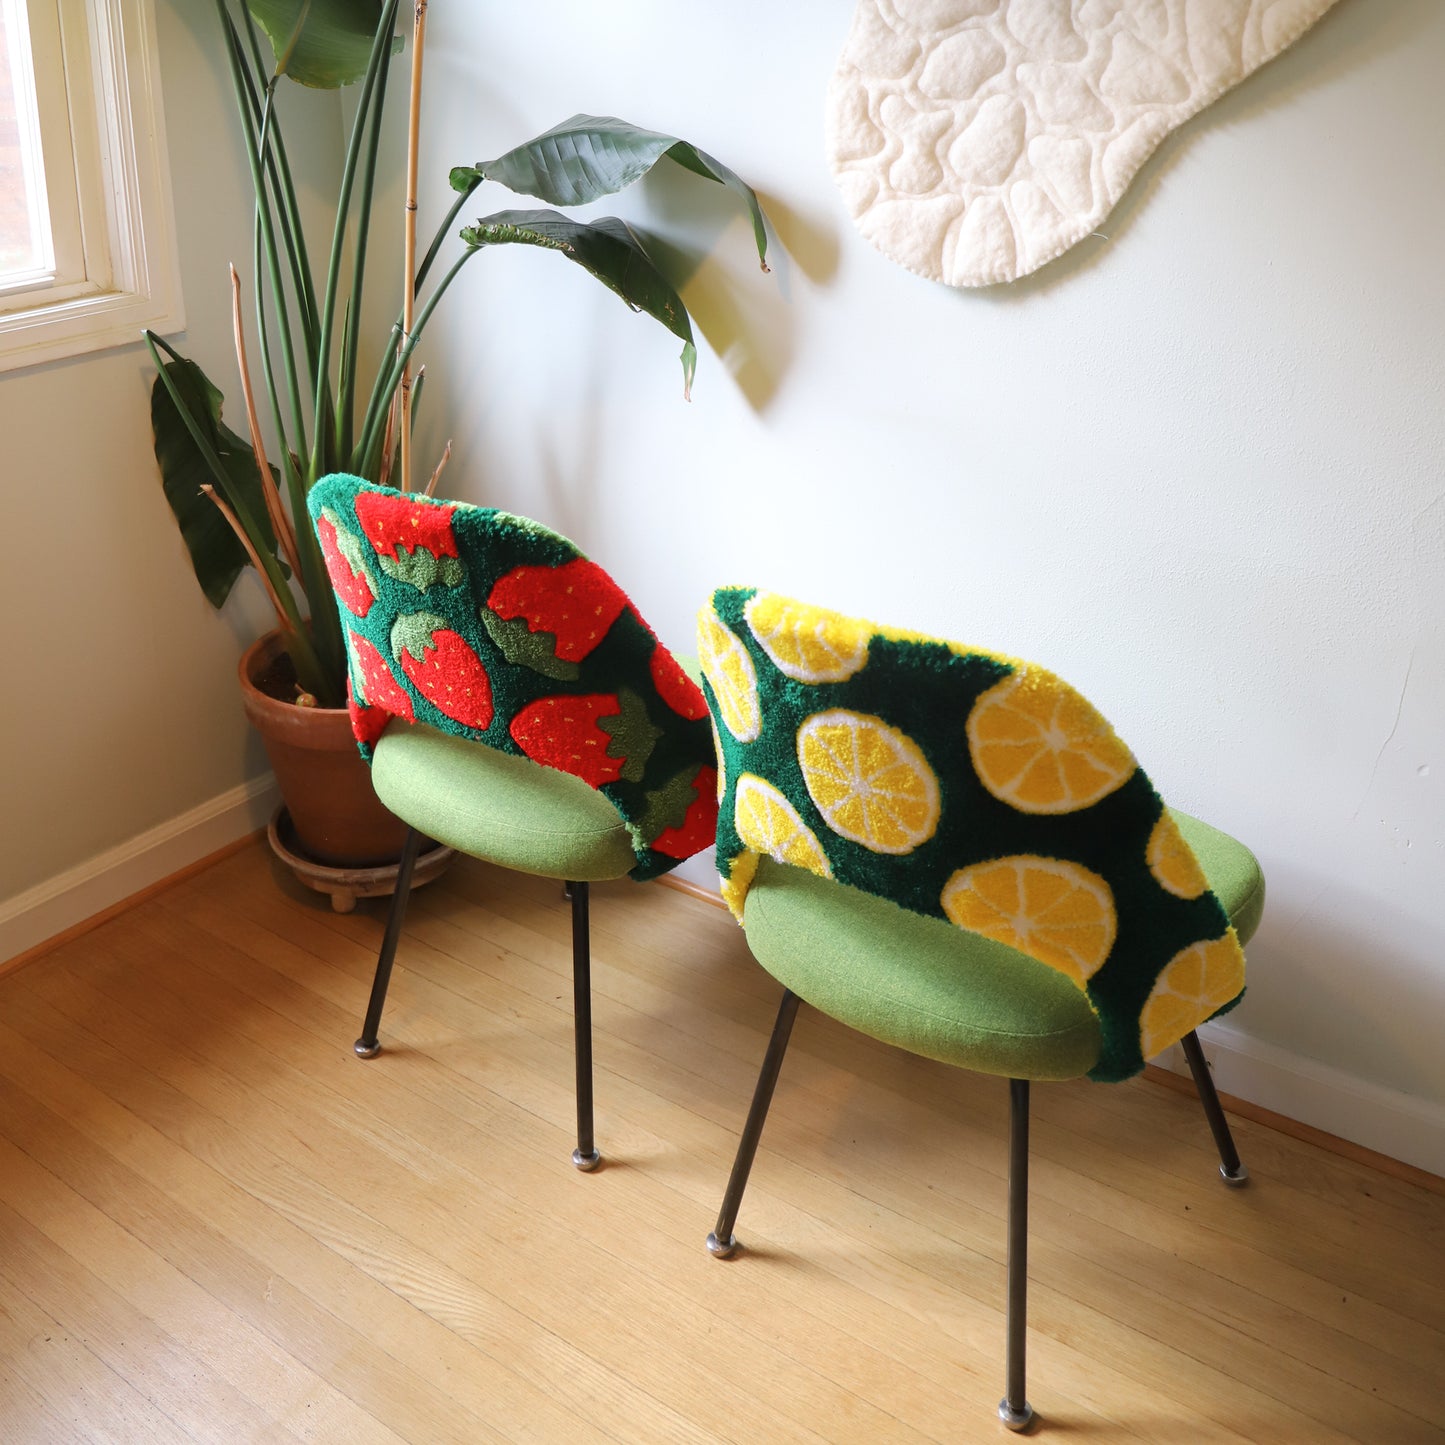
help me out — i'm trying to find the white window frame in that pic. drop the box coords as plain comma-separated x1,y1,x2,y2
0,0,182,372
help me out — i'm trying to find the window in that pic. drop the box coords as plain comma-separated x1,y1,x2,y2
0,0,181,371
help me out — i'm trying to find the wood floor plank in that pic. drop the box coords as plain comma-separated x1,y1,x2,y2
1,840,1442,1443
43,919,1135,1444
0,1196,298,1445
15,945,821,1445
0,1130,413,1445
0,1271,200,1444
155,870,1393,1438
251,858,1445,1384
163,854,1445,1438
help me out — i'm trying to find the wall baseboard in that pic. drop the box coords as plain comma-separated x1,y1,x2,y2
0,774,280,967
1153,1020,1445,1179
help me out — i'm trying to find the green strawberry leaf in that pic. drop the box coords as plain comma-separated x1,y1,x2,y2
599,689,662,783
391,610,445,663
637,764,706,840
377,545,465,592
479,608,580,680
321,505,378,587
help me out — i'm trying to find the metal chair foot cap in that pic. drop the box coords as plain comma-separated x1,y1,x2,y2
998,1398,1034,1432
1220,1162,1250,1187
706,1232,738,1259
572,1148,601,1172
353,1039,382,1059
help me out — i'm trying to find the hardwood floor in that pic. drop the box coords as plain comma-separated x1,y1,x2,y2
1,842,1442,1443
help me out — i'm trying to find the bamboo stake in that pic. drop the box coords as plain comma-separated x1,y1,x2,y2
230,265,303,580
398,0,428,493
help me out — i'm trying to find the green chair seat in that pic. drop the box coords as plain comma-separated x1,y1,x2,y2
743,860,1103,1079
1170,808,1266,946
371,721,636,882
741,809,1264,1081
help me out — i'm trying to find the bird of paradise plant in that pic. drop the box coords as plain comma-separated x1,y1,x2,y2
148,0,768,709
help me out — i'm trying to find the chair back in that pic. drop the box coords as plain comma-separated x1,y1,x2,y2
308,474,717,880
698,586,1244,1079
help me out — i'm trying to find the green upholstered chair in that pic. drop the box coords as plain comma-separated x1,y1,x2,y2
307,476,719,1169
696,588,1264,1430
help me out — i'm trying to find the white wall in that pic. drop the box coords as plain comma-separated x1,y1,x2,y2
0,2,343,929
407,2,1445,1155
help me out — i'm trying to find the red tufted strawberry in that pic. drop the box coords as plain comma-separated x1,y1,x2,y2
486,557,629,664
347,678,392,749
649,766,719,859
348,630,414,720
509,688,660,788
649,642,708,720
390,612,493,729
355,491,465,592
318,507,377,617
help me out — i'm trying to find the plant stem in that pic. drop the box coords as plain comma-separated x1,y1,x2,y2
356,249,471,473
201,485,294,633
235,4,320,381
351,185,477,475
216,2,309,462
424,438,452,497
399,0,429,494
340,12,395,461
230,264,302,580
309,0,401,480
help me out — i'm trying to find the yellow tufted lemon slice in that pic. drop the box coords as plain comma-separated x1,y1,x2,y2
719,848,760,920
1147,812,1208,900
697,606,761,742
967,670,1135,815
797,709,940,855
941,855,1117,988
734,774,833,878
744,592,872,684
1139,934,1245,1060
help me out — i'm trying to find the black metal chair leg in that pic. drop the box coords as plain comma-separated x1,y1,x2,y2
999,1078,1034,1432
707,989,802,1259
354,826,424,1059
1180,1031,1249,1186
570,881,601,1172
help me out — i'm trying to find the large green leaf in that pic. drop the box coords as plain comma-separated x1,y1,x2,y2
243,0,399,88
151,357,285,609
459,209,699,397
452,115,769,267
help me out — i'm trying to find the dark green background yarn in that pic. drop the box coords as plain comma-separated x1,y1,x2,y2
706,586,1241,1081
309,475,713,882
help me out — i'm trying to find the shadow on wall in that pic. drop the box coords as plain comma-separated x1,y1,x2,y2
1242,864,1445,1105
635,167,840,413
965,0,1417,306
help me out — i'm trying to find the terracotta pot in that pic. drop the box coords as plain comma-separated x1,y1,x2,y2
238,631,411,867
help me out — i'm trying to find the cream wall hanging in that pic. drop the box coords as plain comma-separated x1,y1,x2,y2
826,0,1343,287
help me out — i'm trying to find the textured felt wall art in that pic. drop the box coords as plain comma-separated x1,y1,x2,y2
826,0,1342,287
698,587,1245,1079
308,475,717,880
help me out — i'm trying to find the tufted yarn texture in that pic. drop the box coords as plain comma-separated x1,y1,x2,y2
826,0,1342,287
699,587,1248,1080
308,475,717,881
